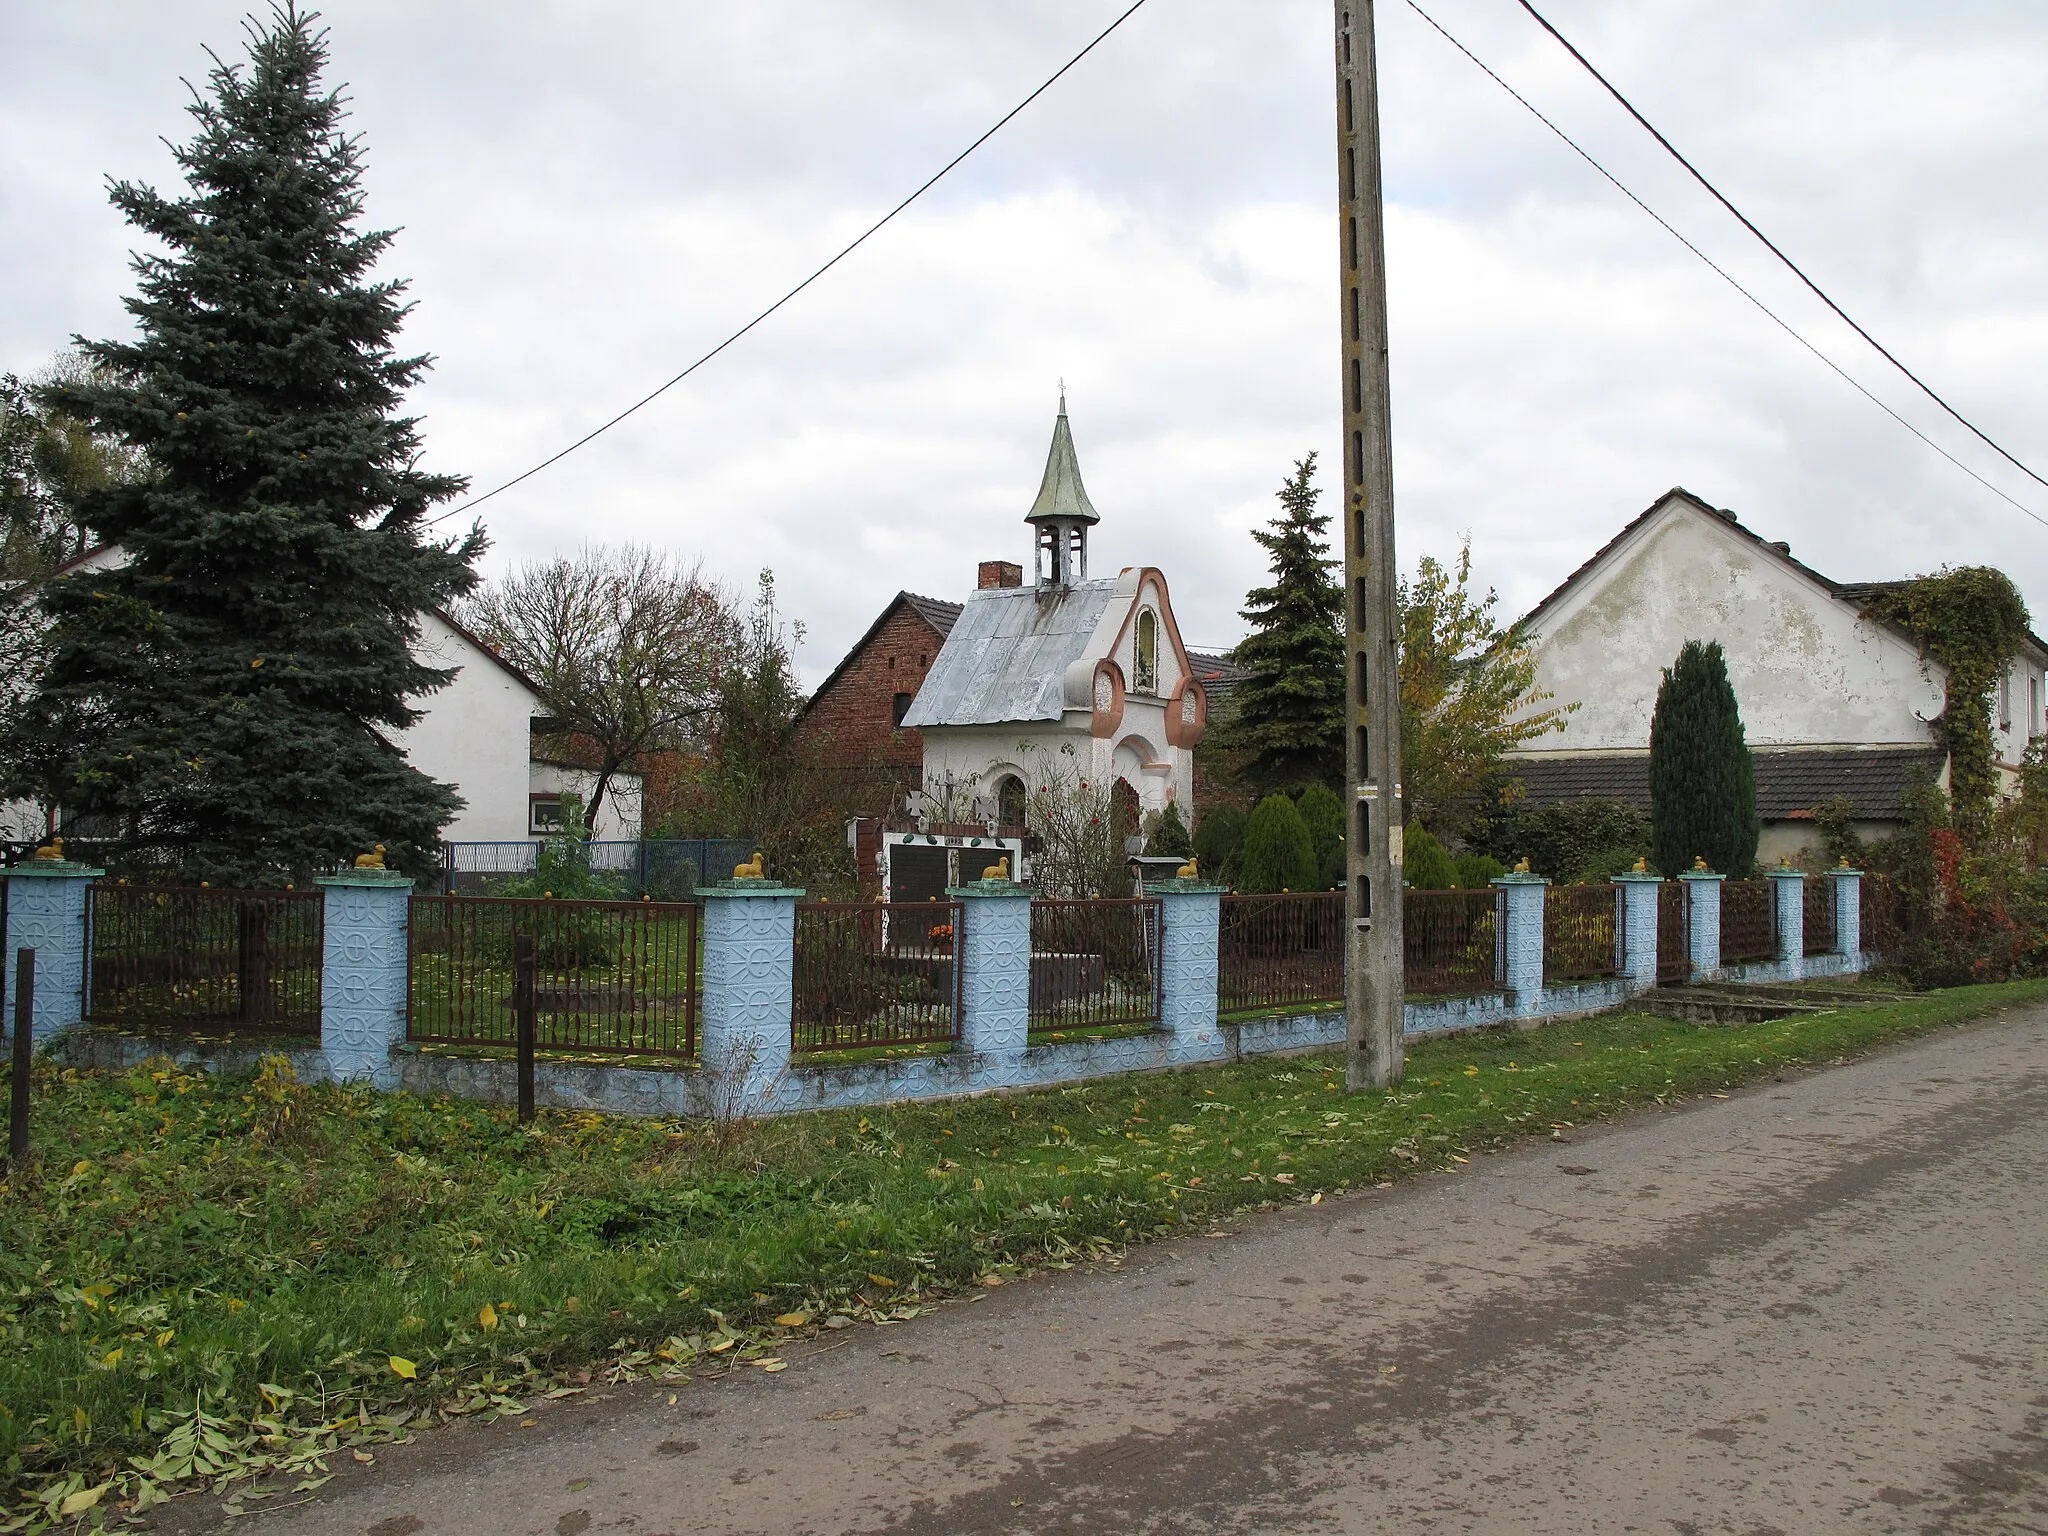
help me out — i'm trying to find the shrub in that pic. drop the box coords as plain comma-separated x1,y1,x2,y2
1144,802,1194,860
1193,805,1247,884
1239,795,1317,893
1403,823,1458,890
1295,783,1346,889
1452,851,1506,889
1467,797,1650,881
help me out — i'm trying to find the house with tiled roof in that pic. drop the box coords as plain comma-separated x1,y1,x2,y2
1508,487,2048,863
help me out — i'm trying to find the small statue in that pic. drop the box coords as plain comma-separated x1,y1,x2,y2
1631,856,1648,874
1838,855,1852,868
1175,856,1199,880
353,844,386,869
981,854,1011,881
1513,856,1532,874
732,850,766,880
31,836,63,861
1778,855,1793,869
1693,855,1709,871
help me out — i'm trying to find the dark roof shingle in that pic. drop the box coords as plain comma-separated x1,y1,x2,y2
1505,747,1942,822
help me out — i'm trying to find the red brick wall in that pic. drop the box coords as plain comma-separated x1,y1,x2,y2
795,604,946,770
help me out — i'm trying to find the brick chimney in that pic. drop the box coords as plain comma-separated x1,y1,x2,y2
977,560,1023,590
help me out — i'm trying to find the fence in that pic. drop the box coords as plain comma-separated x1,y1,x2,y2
1803,877,1837,956
1720,879,1778,964
1403,888,1502,996
1029,898,1162,1033
440,839,755,900
1657,880,1691,984
407,896,700,1057
1860,875,1915,959
1544,883,1621,981
792,901,961,1053
87,885,322,1034
1217,892,1345,1017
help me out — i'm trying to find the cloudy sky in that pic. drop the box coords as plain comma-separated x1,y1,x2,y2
5,0,2046,681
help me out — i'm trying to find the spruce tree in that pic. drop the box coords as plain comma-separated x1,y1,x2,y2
1648,640,1761,878
5,7,482,881
1229,454,1345,796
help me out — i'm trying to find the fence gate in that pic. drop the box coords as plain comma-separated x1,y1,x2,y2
1656,880,1690,984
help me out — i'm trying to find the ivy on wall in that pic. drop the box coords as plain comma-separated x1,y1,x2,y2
1865,567,2031,843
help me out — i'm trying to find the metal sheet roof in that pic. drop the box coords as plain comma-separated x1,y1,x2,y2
900,579,1118,727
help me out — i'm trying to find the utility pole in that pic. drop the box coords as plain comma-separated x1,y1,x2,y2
1335,0,1405,1091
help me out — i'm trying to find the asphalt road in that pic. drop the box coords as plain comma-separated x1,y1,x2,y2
163,1004,2048,1535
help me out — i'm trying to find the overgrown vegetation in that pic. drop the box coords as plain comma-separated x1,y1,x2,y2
1467,795,1651,883
5,981,2042,1525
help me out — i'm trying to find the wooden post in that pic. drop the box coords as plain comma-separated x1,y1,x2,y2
9,948,32,1167
514,933,536,1125
1335,0,1406,1091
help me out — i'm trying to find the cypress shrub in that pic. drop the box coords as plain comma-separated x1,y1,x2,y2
1649,639,1761,877
1452,851,1506,889
1402,823,1458,890
1239,794,1317,893
1295,782,1346,889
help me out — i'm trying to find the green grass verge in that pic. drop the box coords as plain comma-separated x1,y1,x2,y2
3,977,2045,1525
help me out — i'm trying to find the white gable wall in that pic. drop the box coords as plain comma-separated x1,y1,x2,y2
396,611,544,843
1519,502,1943,752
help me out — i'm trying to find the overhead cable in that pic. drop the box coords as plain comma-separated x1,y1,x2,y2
427,0,1153,526
1404,0,2047,529
1512,0,2048,500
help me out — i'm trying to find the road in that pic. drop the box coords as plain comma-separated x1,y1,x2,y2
161,1004,2048,1535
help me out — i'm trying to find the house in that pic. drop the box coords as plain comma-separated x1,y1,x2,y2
1507,487,2047,860
9,546,640,850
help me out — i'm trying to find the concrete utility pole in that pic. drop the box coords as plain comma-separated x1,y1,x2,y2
1334,0,1405,1092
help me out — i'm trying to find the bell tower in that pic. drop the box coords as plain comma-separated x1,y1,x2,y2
1025,391,1100,590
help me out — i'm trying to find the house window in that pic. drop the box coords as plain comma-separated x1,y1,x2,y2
1134,610,1158,693
2033,675,2041,738
529,794,566,834
891,692,914,726
2000,672,2012,732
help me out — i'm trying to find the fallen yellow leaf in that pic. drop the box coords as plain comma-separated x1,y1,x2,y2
58,1484,108,1517
479,1303,499,1332
773,1313,811,1328
389,1355,418,1379
866,1274,897,1288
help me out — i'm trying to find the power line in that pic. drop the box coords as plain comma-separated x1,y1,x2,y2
1403,0,2048,530
428,0,1153,527
1512,0,2048,501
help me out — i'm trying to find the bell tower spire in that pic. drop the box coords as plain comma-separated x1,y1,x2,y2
1024,392,1100,590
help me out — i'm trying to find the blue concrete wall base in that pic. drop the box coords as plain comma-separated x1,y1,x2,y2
1491,874,1548,1014
2,862,102,1046
315,872,413,1087
1156,886,1227,1060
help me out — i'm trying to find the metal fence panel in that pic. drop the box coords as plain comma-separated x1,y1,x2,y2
1217,892,1346,1017
1802,878,1837,956
1029,898,1163,1033
1402,888,1502,996
792,901,961,1053
1657,880,1691,984
1720,879,1777,965
1860,874,1917,958
1544,884,1622,981
408,896,700,1057
88,885,322,1034
440,839,755,900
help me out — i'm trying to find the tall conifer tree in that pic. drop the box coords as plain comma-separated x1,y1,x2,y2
6,6,482,880
1648,639,1761,877
1229,454,1345,795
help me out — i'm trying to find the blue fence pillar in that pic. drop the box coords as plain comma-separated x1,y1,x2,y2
948,875,1031,1061
315,870,413,1086
1491,872,1548,1015
1614,871,1662,992
1680,870,1724,982
697,880,802,1116
1830,864,1863,959
2,857,102,1046
1152,879,1229,1060
1768,865,1806,977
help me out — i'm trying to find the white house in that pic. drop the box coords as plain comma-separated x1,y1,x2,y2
889,401,1208,887
1508,487,2047,860
8,547,640,849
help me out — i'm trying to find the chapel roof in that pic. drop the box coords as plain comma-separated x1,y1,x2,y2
900,578,1119,728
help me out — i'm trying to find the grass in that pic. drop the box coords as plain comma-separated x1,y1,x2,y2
3,976,2045,1525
